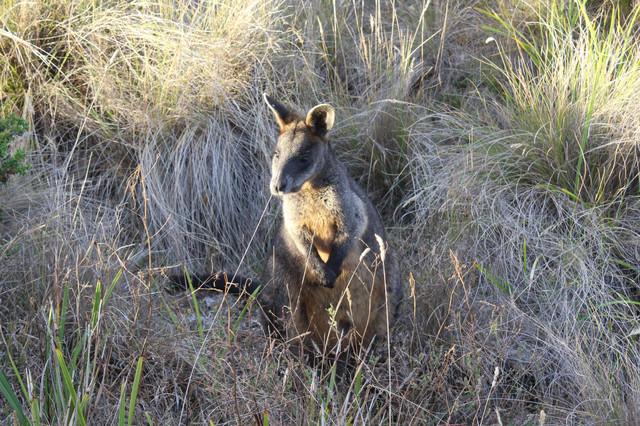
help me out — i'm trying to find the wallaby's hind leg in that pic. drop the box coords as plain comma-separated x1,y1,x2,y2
258,238,311,346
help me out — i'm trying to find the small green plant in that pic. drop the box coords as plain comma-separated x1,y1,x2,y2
184,269,204,339
0,115,29,183
1,271,123,425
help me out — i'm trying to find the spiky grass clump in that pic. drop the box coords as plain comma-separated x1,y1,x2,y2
405,1,640,422
484,1,640,206
1,0,288,268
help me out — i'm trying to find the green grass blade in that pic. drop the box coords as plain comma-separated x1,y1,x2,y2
353,367,363,400
127,356,144,426
104,269,122,307
57,284,70,344
91,280,102,330
0,369,29,426
522,238,528,278
29,395,41,426
117,380,128,426
184,270,203,339
232,285,261,338
55,348,86,426
474,263,512,296
0,330,28,401
48,309,66,417
70,332,86,375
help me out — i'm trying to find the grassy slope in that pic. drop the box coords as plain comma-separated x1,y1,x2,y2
1,0,639,424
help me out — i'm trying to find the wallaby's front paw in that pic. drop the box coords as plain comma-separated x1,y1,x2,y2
318,266,338,288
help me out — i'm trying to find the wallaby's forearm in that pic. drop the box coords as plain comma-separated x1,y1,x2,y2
326,241,350,277
295,227,339,288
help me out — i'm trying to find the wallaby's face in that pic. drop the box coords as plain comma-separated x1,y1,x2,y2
264,94,335,196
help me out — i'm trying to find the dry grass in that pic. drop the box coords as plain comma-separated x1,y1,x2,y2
1,0,640,424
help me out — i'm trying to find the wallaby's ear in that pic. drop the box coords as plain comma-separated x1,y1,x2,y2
264,93,297,131
305,103,335,137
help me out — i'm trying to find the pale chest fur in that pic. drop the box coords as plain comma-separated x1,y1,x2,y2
282,187,342,262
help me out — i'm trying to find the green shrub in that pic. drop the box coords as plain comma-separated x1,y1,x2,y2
0,115,28,183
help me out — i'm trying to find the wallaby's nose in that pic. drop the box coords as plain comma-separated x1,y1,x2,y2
271,175,293,195
270,176,287,195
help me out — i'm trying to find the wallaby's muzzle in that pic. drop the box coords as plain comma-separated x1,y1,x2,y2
271,154,322,195
270,174,294,195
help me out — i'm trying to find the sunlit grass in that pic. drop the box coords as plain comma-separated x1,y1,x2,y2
1,0,640,423
483,1,640,206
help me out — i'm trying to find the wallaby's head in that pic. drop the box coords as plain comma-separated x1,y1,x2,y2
264,94,335,196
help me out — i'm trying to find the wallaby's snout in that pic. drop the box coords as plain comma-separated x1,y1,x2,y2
269,143,323,195
268,145,310,195
270,172,294,195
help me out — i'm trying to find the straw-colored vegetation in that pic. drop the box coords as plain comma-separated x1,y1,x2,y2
1,0,639,424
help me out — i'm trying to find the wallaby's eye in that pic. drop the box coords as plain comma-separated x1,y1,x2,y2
273,150,280,159
298,154,311,166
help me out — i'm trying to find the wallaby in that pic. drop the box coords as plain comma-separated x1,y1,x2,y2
171,94,402,354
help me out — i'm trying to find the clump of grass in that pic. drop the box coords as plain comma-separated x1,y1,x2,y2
482,1,640,206
1,0,289,268
404,1,640,422
0,174,145,423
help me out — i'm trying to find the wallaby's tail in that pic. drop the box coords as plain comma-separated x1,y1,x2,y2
168,271,260,296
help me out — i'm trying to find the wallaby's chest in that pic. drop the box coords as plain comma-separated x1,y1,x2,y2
283,190,340,262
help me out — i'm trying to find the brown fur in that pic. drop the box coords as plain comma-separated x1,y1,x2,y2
260,94,402,353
